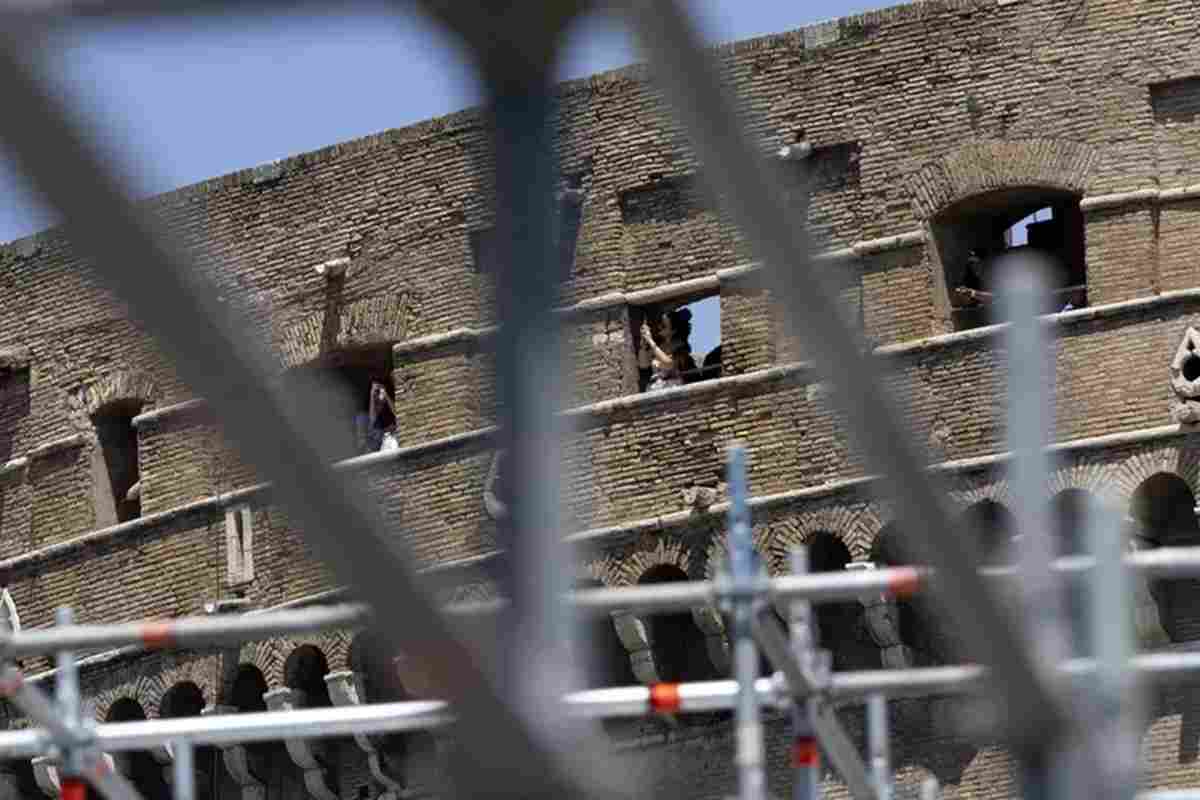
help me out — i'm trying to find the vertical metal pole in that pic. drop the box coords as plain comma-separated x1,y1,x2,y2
56,606,85,800
866,694,890,800
172,740,194,800
727,445,765,800
789,547,819,800
1089,494,1139,800
1001,257,1072,800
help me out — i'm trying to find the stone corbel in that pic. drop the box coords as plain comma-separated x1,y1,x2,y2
690,606,730,676
203,704,266,800
610,611,661,685
848,562,912,669
324,671,407,799
263,688,338,800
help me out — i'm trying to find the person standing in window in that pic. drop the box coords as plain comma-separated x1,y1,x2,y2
638,307,696,392
368,381,399,452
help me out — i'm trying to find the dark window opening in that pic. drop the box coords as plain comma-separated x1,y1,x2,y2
160,683,217,800
281,345,395,460
106,699,168,800
0,366,30,464
284,645,333,708
350,631,437,766
92,400,143,526
933,189,1086,331
638,565,719,682
809,533,877,670
1132,473,1200,642
631,294,721,393
1183,354,1200,382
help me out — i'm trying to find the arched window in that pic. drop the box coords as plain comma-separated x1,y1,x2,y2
106,699,168,800
637,565,719,682
225,666,281,800
873,523,940,666
933,188,1086,331
91,400,144,525
1132,474,1200,642
807,533,879,670
160,683,216,800
962,500,1017,567
349,631,438,776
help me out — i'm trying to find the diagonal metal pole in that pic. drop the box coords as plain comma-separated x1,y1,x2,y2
753,607,878,800
0,33,593,800
620,0,1068,757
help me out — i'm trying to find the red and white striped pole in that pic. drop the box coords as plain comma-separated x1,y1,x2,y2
789,547,820,800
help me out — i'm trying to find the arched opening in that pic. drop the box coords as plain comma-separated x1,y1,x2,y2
349,630,439,767
933,187,1086,331
873,523,942,666
280,345,396,460
91,399,144,526
281,646,343,793
1132,474,1200,642
572,581,637,691
160,683,217,800
808,533,879,670
106,698,168,800
226,665,280,800
1050,490,1098,655
637,565,719,682
961,500,1017,567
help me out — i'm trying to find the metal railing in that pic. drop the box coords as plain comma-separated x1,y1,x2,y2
0,2,1188,800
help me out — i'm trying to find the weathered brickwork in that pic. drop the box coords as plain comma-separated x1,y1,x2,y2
8,0,1200,797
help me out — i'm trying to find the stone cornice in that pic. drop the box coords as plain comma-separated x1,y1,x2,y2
131,398,209,429
1,434,91,478
1080,183,1200,213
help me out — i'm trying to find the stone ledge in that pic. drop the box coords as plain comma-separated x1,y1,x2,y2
0,457,27,479
1081,184,1200,212
131,398,210,429
25,434,89,462
0,346,29,371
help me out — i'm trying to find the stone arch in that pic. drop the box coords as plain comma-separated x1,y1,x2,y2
225,640,277,702
105,698,169,799
72,369,158,419
1131,472,1200,643
159,681,207,719
264,633,340,689
275,290,420,371
944,473,1012,514
908,139,1100,222
607,532,707,587
636,563,721,683
571,578,638,692
760,509,863,576
1110,444,1200,509
1045,460,1113,505
141,656,219,719
282,644,334,708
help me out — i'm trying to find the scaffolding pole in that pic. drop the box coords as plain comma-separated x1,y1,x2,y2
726,445,766,800
789,548,819,800
0,604,368,660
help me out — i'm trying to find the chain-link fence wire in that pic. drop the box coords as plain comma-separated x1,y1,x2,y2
0,1,1083,796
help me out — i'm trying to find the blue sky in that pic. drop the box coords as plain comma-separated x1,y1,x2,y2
0,0,893,357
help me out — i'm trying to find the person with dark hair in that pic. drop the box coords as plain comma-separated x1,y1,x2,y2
638,307,696,391
366,380,399,453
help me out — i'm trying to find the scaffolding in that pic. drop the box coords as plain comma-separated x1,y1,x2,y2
0,2,1192,800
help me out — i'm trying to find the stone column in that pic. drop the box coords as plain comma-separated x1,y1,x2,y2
202,704,266,800
263,688,338,800
848,562,912,668
610,611,660,685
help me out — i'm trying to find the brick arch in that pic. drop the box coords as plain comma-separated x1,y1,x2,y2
907,139,1100,221
91,685,154,724
860,479,1010,557
760,507,862,575
275,289,421,370
141,658,217,718
1109,443,1200,509
224,639,280,701
269,633,341,688
72,369,157,418
1044,459,1114,503
608,532,708,586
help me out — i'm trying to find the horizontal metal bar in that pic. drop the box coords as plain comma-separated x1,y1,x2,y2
3,605,368,659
